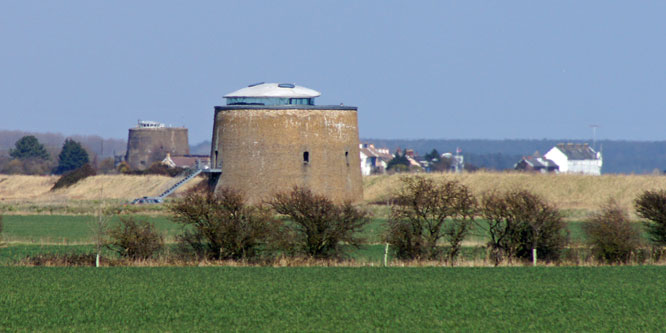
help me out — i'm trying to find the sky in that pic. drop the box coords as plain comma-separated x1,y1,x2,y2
1,1,665,144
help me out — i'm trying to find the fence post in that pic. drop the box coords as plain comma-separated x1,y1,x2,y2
384,243,389,267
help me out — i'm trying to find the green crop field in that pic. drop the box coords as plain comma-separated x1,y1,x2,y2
1,267,664,331
0,213,644,267
1,215,182,243
1,214,591,244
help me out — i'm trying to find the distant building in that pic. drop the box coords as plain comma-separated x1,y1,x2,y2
544,143,602,175
514,153,559,173
162,153,210,169
403,149,423,170
209,82,363,203
125,120,189,170
359,143,393,175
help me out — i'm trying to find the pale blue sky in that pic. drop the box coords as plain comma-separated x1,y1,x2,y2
1,1,665,144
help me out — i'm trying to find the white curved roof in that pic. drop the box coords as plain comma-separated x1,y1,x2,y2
224,83,321,99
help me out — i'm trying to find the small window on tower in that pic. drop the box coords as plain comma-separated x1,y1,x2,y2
303,151,310,164
345,151,349,166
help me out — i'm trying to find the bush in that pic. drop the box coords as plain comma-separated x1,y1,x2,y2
634,190,666,247
385,176,476,262
21,253,102,266
481,189,568,265
270,186,370,259
169,188,277,261
583,199,641,264
125,162,185,177
107,217,164,260
51,163,96,190
141,163,184,177
116,161,131,174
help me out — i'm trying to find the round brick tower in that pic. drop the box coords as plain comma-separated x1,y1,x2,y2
210,83,363,203
125,121,189,170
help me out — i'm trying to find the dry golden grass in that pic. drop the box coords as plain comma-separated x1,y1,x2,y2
0,174,200,203
364,171,666,215
0,175,59,200
3,172,666,217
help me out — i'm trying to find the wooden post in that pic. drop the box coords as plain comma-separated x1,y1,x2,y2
384,243,389,267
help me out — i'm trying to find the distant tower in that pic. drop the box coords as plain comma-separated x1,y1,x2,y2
125,120,189,170
210,82,363,203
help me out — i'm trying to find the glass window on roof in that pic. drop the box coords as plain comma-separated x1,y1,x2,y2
289,98,314,105
227,97,314,106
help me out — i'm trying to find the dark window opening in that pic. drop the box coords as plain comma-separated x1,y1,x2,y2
303,151,310,164
345,151,349,166
214,150,218,167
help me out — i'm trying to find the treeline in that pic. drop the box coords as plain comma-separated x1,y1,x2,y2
364,138,666,174
0,130,126,159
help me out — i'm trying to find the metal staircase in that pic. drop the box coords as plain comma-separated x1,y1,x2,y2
157,168,203,199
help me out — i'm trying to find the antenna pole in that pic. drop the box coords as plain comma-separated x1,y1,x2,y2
589,125,599,151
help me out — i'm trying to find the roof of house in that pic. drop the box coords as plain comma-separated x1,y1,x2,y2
224,83,321,99
555,143,599,160
360,144,393,162
521,155,559,169
162,154,210,168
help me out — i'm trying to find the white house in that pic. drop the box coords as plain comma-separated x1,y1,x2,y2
544,143,602,175
359,143,393,176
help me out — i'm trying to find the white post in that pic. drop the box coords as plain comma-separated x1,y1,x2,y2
96,253,100,267
532,248,537,266
384,243,389,267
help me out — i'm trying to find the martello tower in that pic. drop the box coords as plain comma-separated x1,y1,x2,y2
210,82,363,203
125,120,189,170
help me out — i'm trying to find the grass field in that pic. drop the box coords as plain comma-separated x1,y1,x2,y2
3,172,666,216
364,172,666,215
1,215,182,243
0,213,627,266
0,213,593,244
1,266,665,331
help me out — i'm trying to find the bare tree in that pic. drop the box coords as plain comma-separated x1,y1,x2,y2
584,199,641,264
634,190,666,247
270,186,369,259
169,188,277,261
107,217,164,260
481,189,567,266
385,176,477,263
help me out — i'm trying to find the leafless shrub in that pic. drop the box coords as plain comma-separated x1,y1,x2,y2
385,176,477,263
634,190,666,247
481,189,568,266
583,199,641,264
21,253,103,266
107,217,164,260
51,163,96,190
169,188,278,261
270,186,370,259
